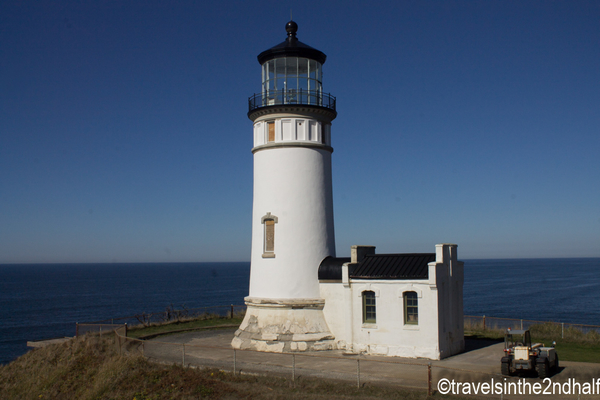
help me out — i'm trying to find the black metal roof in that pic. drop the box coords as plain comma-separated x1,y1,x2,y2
350,253,435,280
257,21,327,65
318,256,351,280
318,253,435,281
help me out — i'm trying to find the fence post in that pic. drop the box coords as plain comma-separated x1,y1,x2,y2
356,359,360,388
182,344,186,366
562,322,564,339
520,319,523,330
233,349,237,375
428,363,432,396
483,315,486,331
230,304,234,319
76,322,79,337
292,354,296,386
125,323,128,337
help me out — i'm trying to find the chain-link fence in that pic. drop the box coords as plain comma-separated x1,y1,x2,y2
465,315,600,338
76,304,245,339
76,323,126,337
80,304,246,330
79,308,600,340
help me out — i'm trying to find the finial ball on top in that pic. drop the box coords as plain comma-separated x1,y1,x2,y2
286,20,298,36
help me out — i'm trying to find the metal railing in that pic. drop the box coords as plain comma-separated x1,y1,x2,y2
465,315,600,338
248,89,336,112
77,306,600,340
81,304,245,329
76,323,127,337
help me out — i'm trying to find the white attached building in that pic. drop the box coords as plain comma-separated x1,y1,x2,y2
319,244,464,360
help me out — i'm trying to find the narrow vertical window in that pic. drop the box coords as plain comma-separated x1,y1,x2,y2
265,220,274,252
261,212,278,258
404,291,418,325
362,291,376,323
268,121,275,142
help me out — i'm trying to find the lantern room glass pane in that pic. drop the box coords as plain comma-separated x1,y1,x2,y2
275,58,286,79
285,57,298,76
298,78,308,92
309,60,317,80
298,58,308,76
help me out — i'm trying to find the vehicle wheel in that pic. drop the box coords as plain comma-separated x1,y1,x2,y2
537,360,549,379
553,354,559,372
501,361,511,376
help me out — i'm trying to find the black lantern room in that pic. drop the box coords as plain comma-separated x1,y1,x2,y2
249,21,336,113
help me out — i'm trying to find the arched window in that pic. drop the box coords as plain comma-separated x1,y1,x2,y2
362,291,376,323
261,212,278,258
404,291,418,325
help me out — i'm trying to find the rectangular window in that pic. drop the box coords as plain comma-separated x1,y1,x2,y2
362,291,376,323
261,213,277,258
264,220,274,253
404,292,418,325
267,121,275,143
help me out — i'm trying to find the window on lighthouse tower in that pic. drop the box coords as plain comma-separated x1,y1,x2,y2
265,220,275,251
267,121,275,143
261,212,278,258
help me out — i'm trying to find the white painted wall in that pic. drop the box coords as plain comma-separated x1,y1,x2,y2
321,278,442,358
249,145,336,300
433,244,465,358
320,281,349,346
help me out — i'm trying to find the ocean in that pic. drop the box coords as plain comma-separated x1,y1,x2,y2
1,258,598,365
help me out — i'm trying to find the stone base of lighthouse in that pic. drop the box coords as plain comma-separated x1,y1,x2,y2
231,297,335,352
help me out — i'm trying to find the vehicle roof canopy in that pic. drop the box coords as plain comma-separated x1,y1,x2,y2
506,329,528,335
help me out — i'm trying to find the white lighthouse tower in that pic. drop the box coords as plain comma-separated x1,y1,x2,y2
232,21,337,352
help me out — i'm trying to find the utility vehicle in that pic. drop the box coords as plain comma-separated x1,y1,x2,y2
500,328,558,378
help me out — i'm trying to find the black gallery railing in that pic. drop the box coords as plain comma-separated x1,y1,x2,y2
248,89,336,112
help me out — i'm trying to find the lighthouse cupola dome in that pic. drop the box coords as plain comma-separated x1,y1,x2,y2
257,20,327,65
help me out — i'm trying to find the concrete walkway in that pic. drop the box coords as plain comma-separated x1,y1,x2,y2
141,329,600,399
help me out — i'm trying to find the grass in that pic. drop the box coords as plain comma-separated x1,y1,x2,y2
126,314,245,339
0,334,459,400
465,321,600,363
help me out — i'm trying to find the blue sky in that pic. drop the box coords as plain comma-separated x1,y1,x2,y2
1,1,598,263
